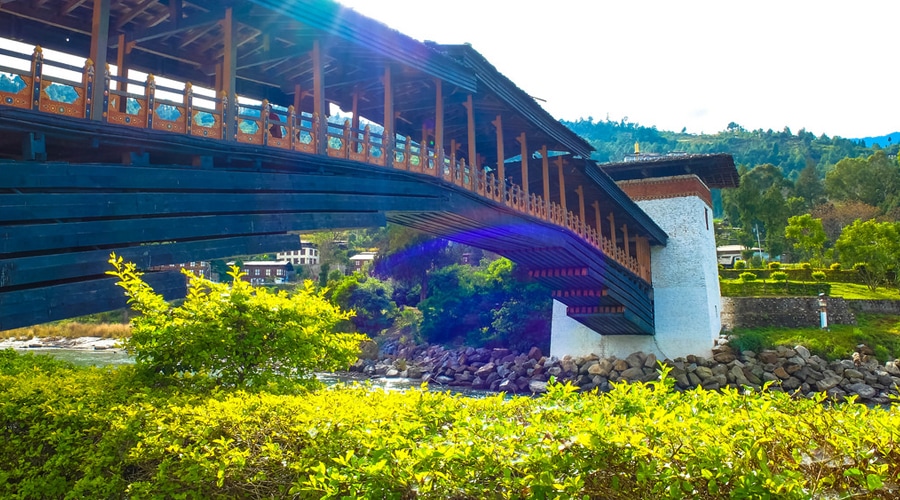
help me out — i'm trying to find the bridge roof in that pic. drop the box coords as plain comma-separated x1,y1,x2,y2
432,44,595,160
1,0,593,162
601,153,739,189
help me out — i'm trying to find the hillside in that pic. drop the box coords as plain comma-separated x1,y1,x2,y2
562,118,896,180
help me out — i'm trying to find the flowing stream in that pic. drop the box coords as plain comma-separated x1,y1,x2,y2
14,347,493,397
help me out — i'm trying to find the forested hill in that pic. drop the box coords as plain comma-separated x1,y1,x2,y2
562,118,897,180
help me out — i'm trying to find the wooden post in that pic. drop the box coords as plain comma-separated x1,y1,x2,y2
637,236,651,281
541,146,550,217
517,132,528,206
607,212,616,248
382,65,394,166
592,200,602,237
221,6,236,140
293,84,302,114
492,115,505,202
351,89,359,154
575,185,585,233
434,78,444,168
556,155,567,214
89,0,110,121
115,33,127,111
312,40,326,154
463,94,476,170
621,224,631,260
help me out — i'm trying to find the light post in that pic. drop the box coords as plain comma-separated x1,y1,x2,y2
818,293,828,330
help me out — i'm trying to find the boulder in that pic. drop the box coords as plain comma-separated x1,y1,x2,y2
846,382,877,399
529,380,548,394
619,367,645,381
625,352,646,368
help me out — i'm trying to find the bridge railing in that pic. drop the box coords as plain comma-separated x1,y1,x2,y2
0,44,649,283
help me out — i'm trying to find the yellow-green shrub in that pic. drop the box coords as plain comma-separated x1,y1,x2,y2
2,351,899,499
108,254,367,388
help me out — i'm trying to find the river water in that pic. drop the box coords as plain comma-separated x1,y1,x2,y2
14,347,493,397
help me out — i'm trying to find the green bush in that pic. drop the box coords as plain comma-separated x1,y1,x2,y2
739,272,757,282
770,271,788,282
830,262,842,271
329,273,399,336
800,262,812,270
767,261,781,270
108,254,367,388
812,271,827,282
720,281,830,297
2,352,899,499
733,259,747,270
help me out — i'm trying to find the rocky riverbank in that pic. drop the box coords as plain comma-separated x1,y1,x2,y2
351,341,900,404
0,336,122,351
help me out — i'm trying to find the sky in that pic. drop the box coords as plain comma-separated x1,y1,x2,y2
337,0,898,139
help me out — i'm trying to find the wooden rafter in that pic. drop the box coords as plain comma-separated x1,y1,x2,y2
59,0,88,15
114,0,157,31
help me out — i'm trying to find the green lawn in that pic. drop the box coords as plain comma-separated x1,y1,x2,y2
728,313,900,362
722,277,900,360
828,282,900,300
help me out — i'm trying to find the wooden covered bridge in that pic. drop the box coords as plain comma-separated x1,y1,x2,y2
0,0,671,336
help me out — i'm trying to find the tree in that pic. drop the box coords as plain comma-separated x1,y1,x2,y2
792,162,825,208
834,219,900,291
811,201,881,242
784,214,827,265
372,225,458,304
824,151,900,210
108,254,366,387
329,273,398,336
722,164,791,257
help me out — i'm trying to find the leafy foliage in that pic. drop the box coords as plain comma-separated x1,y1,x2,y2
784,214,827,264
328,273,399,336
2,352,899,499
835,220,900,291
107,254,366,387
418,258,551,352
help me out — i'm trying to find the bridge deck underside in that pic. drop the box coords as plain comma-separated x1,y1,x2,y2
0,109,654,334
387,206,654,335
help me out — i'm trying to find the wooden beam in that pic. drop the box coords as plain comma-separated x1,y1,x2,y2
312,40,326,154
60,0,88,16
592,200,602,237
492,114,505,201
434,78,444,165
221,6,237,140
89,0,109,121
464,94,476,167
541,145,550,214
114,0,156,31
517,132,528,202
575,185,585,231
621,223,630,260
607,212,616,248
115,33,127,97
169,0,182,27
556,155,567,214
382,64,394,164
116,10,223,47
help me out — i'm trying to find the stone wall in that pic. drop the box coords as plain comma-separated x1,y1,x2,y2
848,299,900,315
352,342,900,404
721,296,856,330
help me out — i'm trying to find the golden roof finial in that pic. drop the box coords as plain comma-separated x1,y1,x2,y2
634,141,640,154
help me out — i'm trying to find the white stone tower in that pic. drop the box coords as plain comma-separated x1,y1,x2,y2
550,154,737,360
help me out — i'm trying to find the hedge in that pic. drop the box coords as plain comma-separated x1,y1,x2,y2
720,281,831,297
720,269,865,284
2,349,899,499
